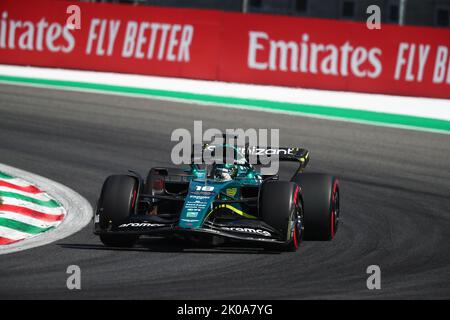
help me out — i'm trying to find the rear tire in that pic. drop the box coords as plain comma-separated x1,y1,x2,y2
259,181,303,251
98,175,139,247
292,173,339,241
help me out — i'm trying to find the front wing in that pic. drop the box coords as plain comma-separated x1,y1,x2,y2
94,215,285,245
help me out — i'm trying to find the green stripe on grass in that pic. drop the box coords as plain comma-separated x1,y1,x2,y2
0,74,449,132
0,217,53,234
0,191,60,208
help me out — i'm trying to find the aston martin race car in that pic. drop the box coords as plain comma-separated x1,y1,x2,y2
93,142,340,252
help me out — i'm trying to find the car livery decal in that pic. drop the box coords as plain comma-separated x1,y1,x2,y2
178,180,236,229
221,226,271,237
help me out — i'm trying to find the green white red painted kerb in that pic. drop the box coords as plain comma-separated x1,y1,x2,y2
0,171,66,245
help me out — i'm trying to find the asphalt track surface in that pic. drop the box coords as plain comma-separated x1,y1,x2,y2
0,83,449,299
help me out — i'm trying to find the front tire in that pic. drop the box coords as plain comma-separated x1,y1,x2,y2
292,173,339,241
259,181,303,251
97,175,139,247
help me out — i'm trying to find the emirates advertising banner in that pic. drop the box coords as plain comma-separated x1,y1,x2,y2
220,13,450,99
0,0,449,98
0,0,222,79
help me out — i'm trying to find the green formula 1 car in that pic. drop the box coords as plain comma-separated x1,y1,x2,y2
94,141,340,252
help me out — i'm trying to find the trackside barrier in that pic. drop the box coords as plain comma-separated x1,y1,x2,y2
0,0,449,98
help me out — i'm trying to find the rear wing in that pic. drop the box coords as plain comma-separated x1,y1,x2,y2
191,143,309,172
245,147,310,172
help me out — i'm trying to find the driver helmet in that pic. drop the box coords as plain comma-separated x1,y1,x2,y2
214,163,238,181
